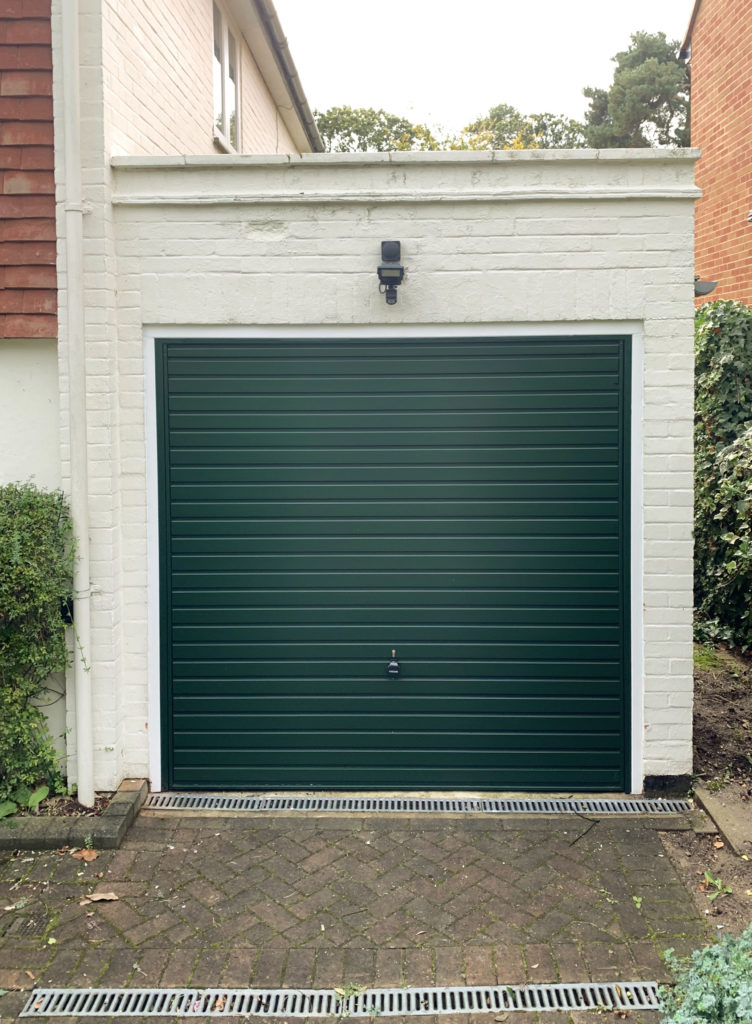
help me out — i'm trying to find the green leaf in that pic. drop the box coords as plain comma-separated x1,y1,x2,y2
28,785,49,810
0,801,18,820
13,784,31,808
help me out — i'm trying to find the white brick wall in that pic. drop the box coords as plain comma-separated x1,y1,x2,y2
51,136,700,791
104,150,700,789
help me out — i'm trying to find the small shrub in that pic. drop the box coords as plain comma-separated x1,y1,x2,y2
694,300,752,650
0,482,74,800
659,923,752,1023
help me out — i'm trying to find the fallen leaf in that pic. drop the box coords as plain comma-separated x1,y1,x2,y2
213,996,225,1011
47,937,56,945
35,999,44,1010
72,849,99,862
79,891,119,906
530,963,539,969
714,841,725,850
616,984,622,997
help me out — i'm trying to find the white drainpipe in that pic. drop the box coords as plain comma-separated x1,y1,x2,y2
60,0,94,807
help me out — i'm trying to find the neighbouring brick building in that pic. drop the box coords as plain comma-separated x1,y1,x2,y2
1,0,700,801
681,0,752,303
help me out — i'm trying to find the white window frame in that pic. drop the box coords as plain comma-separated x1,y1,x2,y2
212,2,240,152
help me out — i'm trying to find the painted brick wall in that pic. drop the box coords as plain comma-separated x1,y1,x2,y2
0,0,56,339
101,0,298,157
94,151,698,791
690,0,752,303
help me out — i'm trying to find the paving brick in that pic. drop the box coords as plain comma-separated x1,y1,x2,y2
375,947,404,986
343,947,376,986
313,947,346,987
522,943,558,982
403,948,434,986
160,947,198,987
283,947,316,987
191,947,230,987
463,946,496,985
493,944,526,984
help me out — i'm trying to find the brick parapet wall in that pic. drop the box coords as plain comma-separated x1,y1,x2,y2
690,0,752,304
0,0,56,338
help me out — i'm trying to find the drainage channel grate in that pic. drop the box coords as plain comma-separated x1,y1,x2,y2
145,792,689,815
22,982,661,1017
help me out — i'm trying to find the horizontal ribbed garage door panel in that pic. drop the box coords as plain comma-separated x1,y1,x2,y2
158,337,630,791
171,517,619,538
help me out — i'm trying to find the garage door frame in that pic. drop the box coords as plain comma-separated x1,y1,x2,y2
145,323,643,794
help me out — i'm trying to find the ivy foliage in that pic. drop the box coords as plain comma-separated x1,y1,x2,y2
0,483,74,800
694,301,752,650
659,923,752,1023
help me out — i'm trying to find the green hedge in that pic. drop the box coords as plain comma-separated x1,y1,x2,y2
0,482,74,800
694,300,752,650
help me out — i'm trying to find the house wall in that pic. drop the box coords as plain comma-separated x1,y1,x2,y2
0,338,60,488
100,0,298,157
67,149,699,793
690,0,752,303
238,32,297,154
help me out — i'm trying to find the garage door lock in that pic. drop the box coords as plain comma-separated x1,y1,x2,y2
387,650,401,678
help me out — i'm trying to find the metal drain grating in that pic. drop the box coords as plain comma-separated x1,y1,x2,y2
145,792,689,815
21,982,662,1017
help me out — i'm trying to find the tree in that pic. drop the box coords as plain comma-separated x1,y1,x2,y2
314,106,441,152
461,104,585,150
583,31,689,148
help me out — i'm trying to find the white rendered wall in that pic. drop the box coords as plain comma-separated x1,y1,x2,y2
58,148,700,791
0,339,61,490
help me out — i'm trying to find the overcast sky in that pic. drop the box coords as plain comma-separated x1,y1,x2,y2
273,0,694,135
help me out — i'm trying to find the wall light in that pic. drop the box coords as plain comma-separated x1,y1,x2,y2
377,240,404,305
694,278,717,297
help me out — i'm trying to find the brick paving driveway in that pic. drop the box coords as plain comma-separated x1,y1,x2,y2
0,814,708,1022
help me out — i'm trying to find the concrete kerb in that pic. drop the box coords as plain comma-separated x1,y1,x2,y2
0,779,148,851
693,782,752,856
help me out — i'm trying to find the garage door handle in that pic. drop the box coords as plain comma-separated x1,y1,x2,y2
387,650,401,678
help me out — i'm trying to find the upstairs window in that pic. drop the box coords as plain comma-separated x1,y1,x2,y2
213,2,239,150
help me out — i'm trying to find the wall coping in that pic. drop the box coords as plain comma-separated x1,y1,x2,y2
111,148,701,169
110,149,702,208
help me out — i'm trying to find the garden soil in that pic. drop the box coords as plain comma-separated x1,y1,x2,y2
661,644,752,937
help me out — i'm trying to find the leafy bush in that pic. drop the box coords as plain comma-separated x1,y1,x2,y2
694,300,752,650
659,923,752,1023
0,482,74,800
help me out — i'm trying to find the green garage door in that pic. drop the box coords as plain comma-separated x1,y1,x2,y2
157,336,631,791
